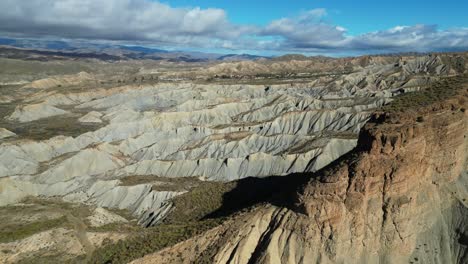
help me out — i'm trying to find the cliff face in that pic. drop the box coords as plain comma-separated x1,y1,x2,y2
134,84,467,264
295,95,468,264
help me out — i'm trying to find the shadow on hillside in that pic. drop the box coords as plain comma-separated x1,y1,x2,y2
203,172,310,219
203,145,363,220
204,75,468,220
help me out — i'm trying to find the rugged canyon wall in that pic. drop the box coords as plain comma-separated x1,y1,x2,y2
0,54,463,228
134,80,468,264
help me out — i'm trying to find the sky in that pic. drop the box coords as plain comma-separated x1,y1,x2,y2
0,0,467,56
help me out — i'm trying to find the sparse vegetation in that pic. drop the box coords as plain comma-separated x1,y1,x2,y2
86,219,223,264
18,254,80,264
86,221,139,233
0,197,95,244
84,171,315,264
383,75,467,112
1,45,466,264
83,180,236,263
0,114,103,140
119,175,202,192
0,216,67,243
164,181,237,223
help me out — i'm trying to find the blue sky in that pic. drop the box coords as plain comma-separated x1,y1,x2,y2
166,0,467,33
0,0,467,56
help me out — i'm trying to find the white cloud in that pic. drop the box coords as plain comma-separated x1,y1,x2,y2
336,26,346,32
261,8,346,49
260,15,468,53
0,1,466,54
298,8,328,21
348,25,468,52
0,0,250,46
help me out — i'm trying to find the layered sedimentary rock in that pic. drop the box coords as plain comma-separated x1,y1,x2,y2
0,55,464,226
0,87,372,224
134,84,467,263
0,84,386,223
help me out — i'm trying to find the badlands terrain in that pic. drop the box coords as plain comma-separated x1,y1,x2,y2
0,47,467,263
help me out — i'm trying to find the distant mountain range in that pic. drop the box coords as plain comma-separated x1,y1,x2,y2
0,37,267,62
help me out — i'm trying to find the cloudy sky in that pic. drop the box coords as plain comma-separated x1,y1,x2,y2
0,0,467,55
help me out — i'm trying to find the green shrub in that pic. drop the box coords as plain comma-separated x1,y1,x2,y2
164,181,236,223
0,216,67,243
383,75,466,113
86,219,222,264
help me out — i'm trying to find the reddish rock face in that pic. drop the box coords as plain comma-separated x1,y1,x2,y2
134,85,467,264
297,89,467,263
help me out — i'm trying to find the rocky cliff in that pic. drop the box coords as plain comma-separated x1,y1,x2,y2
134,77,468,264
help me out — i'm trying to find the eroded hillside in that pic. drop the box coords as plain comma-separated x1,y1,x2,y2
134,76,468,264
0,52,467,263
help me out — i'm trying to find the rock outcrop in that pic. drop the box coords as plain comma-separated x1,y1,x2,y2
86,207,128,227
0,54,464,229
134,81,468,263
0,82,386,223
23,72,97,89
78,111,103,123
7,103,70,122
0,128,16,140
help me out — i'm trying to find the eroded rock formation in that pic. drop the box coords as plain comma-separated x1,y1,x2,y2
0,53,466,230
0,82,386,224
134,81,468,264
